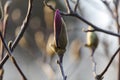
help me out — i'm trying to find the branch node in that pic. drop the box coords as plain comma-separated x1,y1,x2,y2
95,75,103,80
74,0,80,12
8,40,12,51
82,28,95,32
43,0,56,11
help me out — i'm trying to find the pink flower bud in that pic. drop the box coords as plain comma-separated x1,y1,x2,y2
53,9,67,55
54,9,62,48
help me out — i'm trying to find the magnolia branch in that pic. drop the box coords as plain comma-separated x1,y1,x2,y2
96,46,120,80
0,32,27,80
57,60,67,80
44,0,120,37
0,0,33,67
74,0,80,12
44,0,120,80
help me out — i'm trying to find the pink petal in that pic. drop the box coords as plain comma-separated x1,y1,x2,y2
54,9,62,47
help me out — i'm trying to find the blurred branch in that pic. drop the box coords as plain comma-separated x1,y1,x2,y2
0,32,27,80
113,0,119,12
71,0,81,13
74,0,80,12
101,0,114,18
96,46,120,80
44,0,120,37
91,50,97,78
11,0,33,51
113,0,120,80
3,0,11,34
57,59,67,80
0,0,3,21
101,1,120,80
64,0,72,13
0,1,11,79
43,1,56,11
82,28,96,32
0,0,33,68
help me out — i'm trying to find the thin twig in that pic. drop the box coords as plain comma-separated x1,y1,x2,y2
11,0,33,51
64,13,120,37
43,1,56,11
96,46,120,80
64,0,72,13
0,0,33,67
82,28,96,32
101,0,114,18
0,0,3,21
113,0,119,12
44,0,120,37
74,0,80,12
91,56,96,77
71,0,81,13
0,1,5,79
3,0,11,33
113,1,120,80
0,32,27,80
91,49,97,78
0,1,11,79
57,60,67,80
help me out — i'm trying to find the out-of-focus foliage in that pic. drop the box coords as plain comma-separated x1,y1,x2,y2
69,38,81,61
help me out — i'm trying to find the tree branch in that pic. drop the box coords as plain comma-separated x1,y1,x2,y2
44,1,120,80
57,58,67,80
0,32,27,80
96,46,120,80
0,1,11,79
44,0,120,37
74,0,80,12
0,0,33,67
91,49,97,78
101,0,114,18
64,0,72,13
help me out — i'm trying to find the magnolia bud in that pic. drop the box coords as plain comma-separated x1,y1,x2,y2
85,26,99,55
51,9,67,61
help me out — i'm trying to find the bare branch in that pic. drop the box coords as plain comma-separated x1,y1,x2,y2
96,46,120,80
64,0,72,13
74,0,80,12
0,32,27,80
57,60,67,80
3,0,11,31
43,0,56,11
11,0,33,51
0,0,3,21
90,48,97,78
91,56,97,78
82,28,96,32
44,1,120,37
0,0,33,68
113,0,119,10
101,0,114,18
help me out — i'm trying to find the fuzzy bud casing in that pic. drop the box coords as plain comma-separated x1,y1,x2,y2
53,9,67,56
86,26,99,51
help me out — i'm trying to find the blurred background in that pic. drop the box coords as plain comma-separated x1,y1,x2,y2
1,0,119,80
